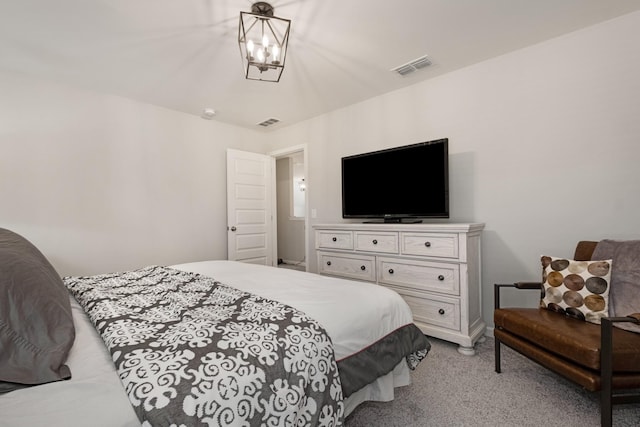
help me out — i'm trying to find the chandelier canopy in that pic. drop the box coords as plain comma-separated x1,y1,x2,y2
238,2,291,82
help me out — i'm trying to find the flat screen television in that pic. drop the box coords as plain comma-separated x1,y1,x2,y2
341,138,449,222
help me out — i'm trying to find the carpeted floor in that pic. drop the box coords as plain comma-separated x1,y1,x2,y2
345,336,640,426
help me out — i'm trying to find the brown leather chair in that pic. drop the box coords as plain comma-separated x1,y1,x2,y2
494,241,640,427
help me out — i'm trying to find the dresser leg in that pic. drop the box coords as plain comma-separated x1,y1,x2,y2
457,345,476,356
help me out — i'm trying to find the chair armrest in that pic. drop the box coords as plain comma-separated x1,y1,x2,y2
627,313,640,322
601,315,640,373
494,282,542,309
601,315,640,376
603,314,640,325
601,315,640,367
514,281,542,290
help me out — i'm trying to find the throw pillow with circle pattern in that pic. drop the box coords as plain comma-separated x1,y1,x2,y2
540,256,612,324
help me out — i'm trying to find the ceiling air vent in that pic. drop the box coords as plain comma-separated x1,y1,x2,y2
391,55,432,76
257,117,280,127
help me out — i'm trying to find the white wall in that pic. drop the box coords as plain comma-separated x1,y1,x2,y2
0,71,265,276
265,11,640,327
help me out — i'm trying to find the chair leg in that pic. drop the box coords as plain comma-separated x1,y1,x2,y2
601,318,613,427
495,335,502,373
601,392,612,427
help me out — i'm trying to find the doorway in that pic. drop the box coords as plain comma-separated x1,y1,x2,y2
270,145,308,271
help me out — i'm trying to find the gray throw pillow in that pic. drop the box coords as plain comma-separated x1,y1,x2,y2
592,239,640,334
0,228,75,392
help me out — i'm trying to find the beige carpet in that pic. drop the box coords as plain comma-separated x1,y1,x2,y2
345,336,640,426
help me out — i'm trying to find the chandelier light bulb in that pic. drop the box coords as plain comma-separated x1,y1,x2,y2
247,40,254,55
262,34,269,47
272,45,279,63
257,49,265,62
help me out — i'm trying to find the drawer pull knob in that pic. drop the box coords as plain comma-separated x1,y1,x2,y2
332,237,337,242
326,261,332,266
425,241,431,247
438,275,445,281
388,268,394,274
360,265,366,271
372,239,378,245
438,308,445,315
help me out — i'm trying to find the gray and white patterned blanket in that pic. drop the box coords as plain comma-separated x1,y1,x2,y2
64,266,344,427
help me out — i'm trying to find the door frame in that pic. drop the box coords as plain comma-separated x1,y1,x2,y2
268,144,309,271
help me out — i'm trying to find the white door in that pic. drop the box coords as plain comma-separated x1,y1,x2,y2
226,149,275,265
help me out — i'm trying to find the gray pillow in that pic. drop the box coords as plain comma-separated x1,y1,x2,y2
592,239,640,334
0,228,75,393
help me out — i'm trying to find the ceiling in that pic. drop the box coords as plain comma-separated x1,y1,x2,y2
2,0,640,131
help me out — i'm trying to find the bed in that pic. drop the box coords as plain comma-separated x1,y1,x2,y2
0,228,430,426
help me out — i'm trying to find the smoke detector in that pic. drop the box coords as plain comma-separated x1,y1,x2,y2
201,108,216,120
391,55,433,76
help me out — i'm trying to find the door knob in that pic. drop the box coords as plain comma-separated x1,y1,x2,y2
230,226,237,232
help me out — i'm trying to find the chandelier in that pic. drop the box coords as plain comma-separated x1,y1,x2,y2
238,2,291,82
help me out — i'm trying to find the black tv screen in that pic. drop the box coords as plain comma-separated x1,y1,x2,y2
341,139,449,221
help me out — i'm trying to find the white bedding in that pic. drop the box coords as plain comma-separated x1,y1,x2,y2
0,261,419,426
172,261,415,362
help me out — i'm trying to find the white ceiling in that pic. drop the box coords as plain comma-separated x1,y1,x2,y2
2,0,640,130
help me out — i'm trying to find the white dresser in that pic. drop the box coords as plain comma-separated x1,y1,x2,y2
313,222,485,355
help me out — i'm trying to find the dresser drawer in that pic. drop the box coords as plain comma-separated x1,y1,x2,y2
355,232,399,254
317,252,376,281
316,230,353,250
387,286,461,331
401,233,459,259
377,257,460,296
